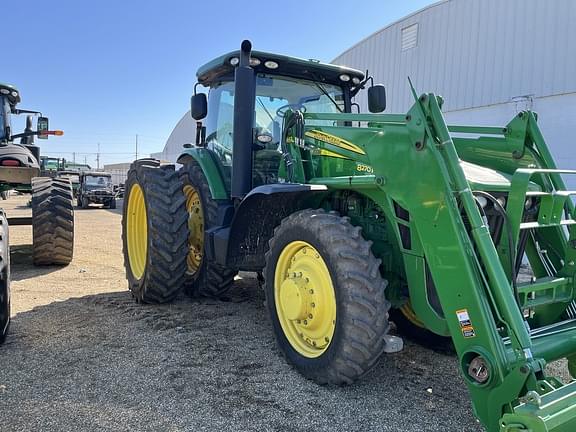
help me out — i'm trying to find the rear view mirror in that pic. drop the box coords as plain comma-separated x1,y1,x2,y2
191,93,207,120
368,85,386,113
37,116,49,139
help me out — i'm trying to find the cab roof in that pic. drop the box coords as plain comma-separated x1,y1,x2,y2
196,50,365,88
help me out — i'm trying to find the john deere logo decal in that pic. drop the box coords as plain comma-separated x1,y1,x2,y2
305,130,366,155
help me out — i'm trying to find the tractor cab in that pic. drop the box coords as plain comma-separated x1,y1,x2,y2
188,42,385,193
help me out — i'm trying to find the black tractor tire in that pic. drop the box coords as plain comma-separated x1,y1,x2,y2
389,308,454,353
31,177,74,266
81,197,89,209
0,211,10,345
122,160,188,303
264,209,390,385
109,198,117,209
179,161,236,298
77,196,82,208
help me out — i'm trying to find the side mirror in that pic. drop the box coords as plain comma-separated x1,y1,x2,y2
37,116,49,139
191,93,207,120
368,85,386,113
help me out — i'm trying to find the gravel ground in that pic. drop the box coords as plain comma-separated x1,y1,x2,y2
0,194,569,431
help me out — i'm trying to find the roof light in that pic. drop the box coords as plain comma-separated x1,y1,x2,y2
264,60,279,69
11,91,18,97
352,77,361,85
229,57,239,66
0,89,9,95
339,74,351,82
249,57,261,67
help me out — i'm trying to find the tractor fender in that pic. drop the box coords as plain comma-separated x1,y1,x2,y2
224,183,328,270
177,148,228,200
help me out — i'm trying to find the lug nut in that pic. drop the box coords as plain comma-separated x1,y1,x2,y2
311,303,315,308
304,320,308,325
308,314,313,319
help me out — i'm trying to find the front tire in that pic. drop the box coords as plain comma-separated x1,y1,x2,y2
179,161,236,298
0,211,10,344
264,209,390,385
109,198,117,209
122,159,188,303
31,177,74,266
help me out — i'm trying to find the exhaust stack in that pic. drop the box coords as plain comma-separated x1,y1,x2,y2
231,40,256,199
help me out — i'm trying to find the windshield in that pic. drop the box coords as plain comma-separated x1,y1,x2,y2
205,75,346,167
0,96,8,140
85,175,111,187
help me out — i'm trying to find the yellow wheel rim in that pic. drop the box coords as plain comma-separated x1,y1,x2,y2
274,241,336,358
183,184,204,275
400,301,426,328
126,183,147,280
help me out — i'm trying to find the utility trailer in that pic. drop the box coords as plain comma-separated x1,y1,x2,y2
122,41,576,431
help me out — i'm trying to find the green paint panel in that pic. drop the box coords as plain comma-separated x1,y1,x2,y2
178,148,228,200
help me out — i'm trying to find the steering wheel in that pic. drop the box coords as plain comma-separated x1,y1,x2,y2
276,103,306,118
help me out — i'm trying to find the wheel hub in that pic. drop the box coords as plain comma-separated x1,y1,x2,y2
126,183,147,280
274,241,336,358
279,278,307,321
183,185,204,275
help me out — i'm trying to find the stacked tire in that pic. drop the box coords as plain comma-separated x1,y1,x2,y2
31,177,74,266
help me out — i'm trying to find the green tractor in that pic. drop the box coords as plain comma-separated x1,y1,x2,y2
0,83,75,344
122,41,576,431
39,156,81,197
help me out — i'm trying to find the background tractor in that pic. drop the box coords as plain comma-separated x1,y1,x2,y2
0,83,75,344
122,41,576,431
40,156,81,197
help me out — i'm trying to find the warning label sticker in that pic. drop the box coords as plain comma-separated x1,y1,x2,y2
456,309,472,328
461,326,476,338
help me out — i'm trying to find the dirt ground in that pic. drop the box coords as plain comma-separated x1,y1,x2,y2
0,194,569,431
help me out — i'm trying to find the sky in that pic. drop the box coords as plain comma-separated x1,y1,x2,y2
3,0,434,167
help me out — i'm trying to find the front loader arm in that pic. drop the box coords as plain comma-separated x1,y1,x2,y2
402,92,576,432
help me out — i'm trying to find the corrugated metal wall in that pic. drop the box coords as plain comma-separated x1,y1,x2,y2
334,0,576,113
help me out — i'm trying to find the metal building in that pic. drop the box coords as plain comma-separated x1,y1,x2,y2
334,0,576,183
160,0,576,185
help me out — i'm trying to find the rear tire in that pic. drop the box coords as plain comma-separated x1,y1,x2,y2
109,198,117,209
81,197,89,209
179,161,236,298
0,211,10,345
264,209,390,385
31,177,74,266
122,159,188,303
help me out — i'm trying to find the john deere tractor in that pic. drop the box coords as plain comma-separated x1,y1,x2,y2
0,83,74,344
122,41,576,431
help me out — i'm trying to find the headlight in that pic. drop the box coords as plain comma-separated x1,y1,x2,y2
339,74,351,82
